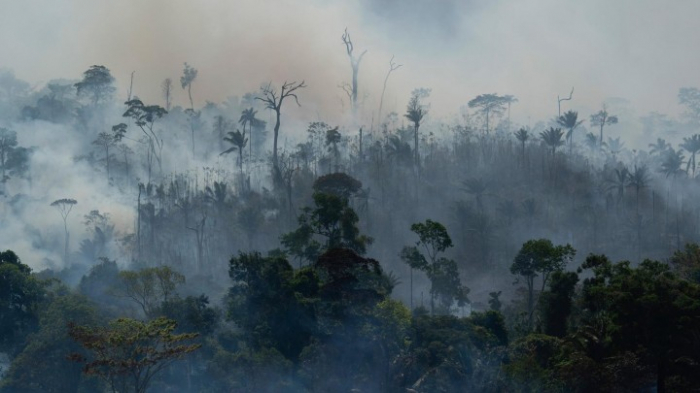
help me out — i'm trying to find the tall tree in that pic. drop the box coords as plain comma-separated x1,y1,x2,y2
74,65,115,107
92,123,126,184
590,106,618,151
51,198,78,263
540,127,565,156
256,80,306,173
239,108,258,161
510,238,575,329
557,110,584,154
0,250,45,356
0,127,30,189
181,63,199,156
161,78,173,111
404,88,429,169
680,134,700,176
377,55,401,125
400,219,469,314
514,127,529,161
220,128,248,176
122,99,167,182
468,93,508,134
341,28,367,117
68,317,200,393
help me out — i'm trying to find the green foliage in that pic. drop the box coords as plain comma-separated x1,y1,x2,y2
670,242,700,283
0,292,102,393
74,65,115,106
161,294,220,337
401,220,469,314
281,192,373,263
538,271,578,337
312,172,362,199
226,252,317,361
562,254,700,391
68,317,200,393
511,239,575,329
0,127,31,184
112,266,185,318
0,250,45,355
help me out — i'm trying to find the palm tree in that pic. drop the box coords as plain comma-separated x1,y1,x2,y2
514,127,529,158
590,107,618,151
540,127,565,156
660,148,685,179
584,132,598,152
648,138,670,156
606,137,625,161
557,110,584,154
239,108,257,161
606,166,628,205
680,134,700,176
627,165,649,214
221,129,248,175
404,91,427,168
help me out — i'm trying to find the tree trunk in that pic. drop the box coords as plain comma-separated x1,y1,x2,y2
273,110,281,170
414,123,419,169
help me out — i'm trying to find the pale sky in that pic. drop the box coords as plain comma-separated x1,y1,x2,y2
0,0,698,125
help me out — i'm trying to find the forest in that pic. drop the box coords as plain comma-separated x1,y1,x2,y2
2,2,700,392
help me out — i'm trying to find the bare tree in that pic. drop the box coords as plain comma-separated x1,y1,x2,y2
378,55,402,126
341,28,367,117
256,81,306,173
51,198,77,263
557,87,574,117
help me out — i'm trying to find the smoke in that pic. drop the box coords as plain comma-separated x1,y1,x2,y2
1,0,699,270
0,0,697,128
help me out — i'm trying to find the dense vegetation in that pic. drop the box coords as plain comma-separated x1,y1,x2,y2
2,41,700,391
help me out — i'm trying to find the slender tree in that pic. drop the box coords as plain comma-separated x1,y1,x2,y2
341,28,367,117
590,106,618,151
680,134,700,176
404,88,429,169
161,78,173,111
378,55,402,125
557,110,584,154
51,198,78,263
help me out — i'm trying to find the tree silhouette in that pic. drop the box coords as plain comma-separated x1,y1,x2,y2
74,65,115,107
68,317,200,393
325,126,342,171
590,106,618,151
468,93,508,134
51,198,78,263
256,81,306,174
540,127,565,156
514,127,529,161
400,219,469,314
221,129,248,176
377,55,401,125
557,110,584,154
239,108,258,162
680,134,700,176
123,99,167,182
511,239,575,329
161,78,173,111
404,88,429,168
341,28,367,117
648,138,670,156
